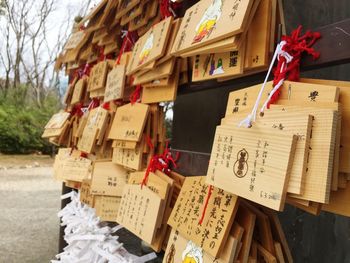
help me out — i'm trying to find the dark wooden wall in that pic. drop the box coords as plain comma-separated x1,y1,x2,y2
172,1,350,262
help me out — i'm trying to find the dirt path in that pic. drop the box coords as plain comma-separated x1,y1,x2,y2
0,167,62,263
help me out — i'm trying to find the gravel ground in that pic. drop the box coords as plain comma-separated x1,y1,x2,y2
0,167,62,263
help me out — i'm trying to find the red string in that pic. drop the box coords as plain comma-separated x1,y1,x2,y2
199,185,214,225
141,141,179,188
130,85,142,104
267,26,321,108
98,46,106,62
71,102,84,117
82,63,93,77
87,98,100,111
116,31,138,65
101,101,110,111
159,0,181,19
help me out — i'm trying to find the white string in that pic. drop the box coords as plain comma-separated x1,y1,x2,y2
239,41,292,128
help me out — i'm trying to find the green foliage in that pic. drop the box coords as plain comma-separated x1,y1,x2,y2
0,87,60,154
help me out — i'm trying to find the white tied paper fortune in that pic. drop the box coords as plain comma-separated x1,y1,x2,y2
51,191,157,263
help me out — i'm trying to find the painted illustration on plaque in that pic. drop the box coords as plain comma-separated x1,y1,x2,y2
182,241,203,263
138,32,154,65
209,57,225,75
193,0,223,44
233,148,249,178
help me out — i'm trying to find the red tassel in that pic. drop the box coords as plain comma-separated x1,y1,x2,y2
87,98,100,111
130,85,142,104
71,102,84,117
101,102,110,111
116,31,138,65
267,26,321,108
199,185,214,225
141,141,179,188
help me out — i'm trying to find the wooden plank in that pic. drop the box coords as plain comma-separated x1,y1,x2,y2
236,204,256,263
322,183,350,217
263,209,293,263
257,243,277,263
274,242,286,263
242,201,275,256
301,19,350,69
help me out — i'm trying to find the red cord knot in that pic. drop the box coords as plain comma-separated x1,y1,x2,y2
141,141,179,189
267,25,321,108
130,85,142,105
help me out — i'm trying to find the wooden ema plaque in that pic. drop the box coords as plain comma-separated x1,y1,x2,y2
80,179,95,207
108,103,149,142
61,156,92,182
94,196,121,222
225,80,339,117
64,31,85,50
78,107,109,153
168,176,239,258
206,126,297,211
117,184,163,244
71,78,87,105
222,111,313,195
163,225,243,263
45,112,70,129
235,204,256,263
271,105,338,204
104,65,126,102
128,171,174,252
244,0,272,70
141,62,180,104
53,148,72,181
192,46,245,82
171,0,254,55
112,139,145,170
127,16,173,75
42,123,70,139
133,58,176,85
89,61,109,91
301,78,350,174
90,161,129,196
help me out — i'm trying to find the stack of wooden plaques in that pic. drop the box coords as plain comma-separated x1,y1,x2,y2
212,78,350,217
116,171,185,252
53,148,92,188
56,0,171,72
42,112,71,145
171,0,285,82
107,103,167,171
126,16,187,104
165,176,292,263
